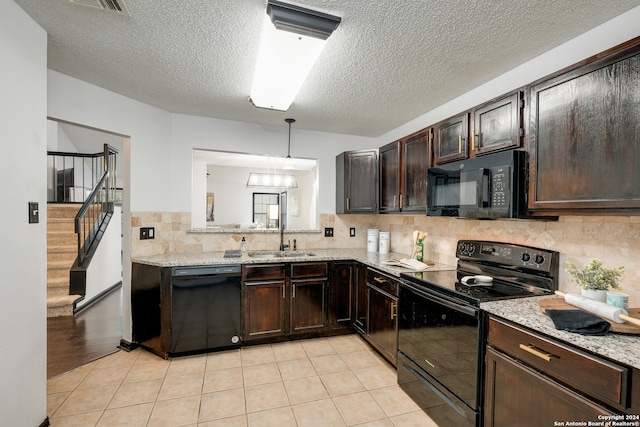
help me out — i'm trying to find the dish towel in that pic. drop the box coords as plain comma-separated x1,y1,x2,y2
546,309,611,336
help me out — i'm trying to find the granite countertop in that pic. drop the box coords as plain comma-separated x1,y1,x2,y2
131,248,454,277
481,296,640,370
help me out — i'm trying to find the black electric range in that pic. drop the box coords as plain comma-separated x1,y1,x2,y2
401,240,560,305
397,240,559,427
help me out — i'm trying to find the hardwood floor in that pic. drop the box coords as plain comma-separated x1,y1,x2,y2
47,287,123,378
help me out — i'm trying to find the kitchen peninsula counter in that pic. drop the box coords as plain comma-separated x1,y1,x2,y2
481,296,640,370
131,248,454,277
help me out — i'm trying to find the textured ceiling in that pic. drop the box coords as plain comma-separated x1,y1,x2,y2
15,0,640,137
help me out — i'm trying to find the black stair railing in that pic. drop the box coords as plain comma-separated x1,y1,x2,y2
74,144,118,266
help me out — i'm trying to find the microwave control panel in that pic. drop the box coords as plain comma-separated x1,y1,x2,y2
491,165,510,209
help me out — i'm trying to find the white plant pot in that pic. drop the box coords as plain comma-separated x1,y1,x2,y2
580,288,607,302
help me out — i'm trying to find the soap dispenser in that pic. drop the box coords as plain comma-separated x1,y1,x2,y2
240,237,247,252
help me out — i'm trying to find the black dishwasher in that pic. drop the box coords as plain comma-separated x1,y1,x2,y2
171,265,242,355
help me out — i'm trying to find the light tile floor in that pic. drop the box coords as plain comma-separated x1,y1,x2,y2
47,334,438,426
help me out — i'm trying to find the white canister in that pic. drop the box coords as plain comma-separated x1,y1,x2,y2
367,228,379,252
379,231,390,254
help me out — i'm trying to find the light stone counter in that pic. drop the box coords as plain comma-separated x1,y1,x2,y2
481,296,640,370
131,248,454,277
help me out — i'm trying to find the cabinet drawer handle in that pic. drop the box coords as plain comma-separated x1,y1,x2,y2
519,344,554,362
346,197,350,210
391,302,397,320
400,195,403,209
393,195,397,209
374,277,387,284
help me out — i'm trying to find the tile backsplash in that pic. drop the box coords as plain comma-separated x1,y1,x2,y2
131,212,640,307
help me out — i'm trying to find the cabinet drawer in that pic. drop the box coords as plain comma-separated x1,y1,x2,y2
291,262,328,279
243,264,286,281
488,317,629,410
366,268,398,297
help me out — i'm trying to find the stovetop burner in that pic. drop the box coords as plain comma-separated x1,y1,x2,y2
400,240,559,305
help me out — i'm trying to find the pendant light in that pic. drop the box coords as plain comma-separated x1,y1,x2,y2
283,118,296,170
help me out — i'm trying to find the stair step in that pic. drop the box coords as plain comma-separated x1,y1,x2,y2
47,221,76,232
47,276,69,287
47,294,82,317
48,287,71,297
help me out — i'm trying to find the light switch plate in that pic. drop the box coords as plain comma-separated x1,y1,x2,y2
28,202,39,224
324,227,334,237
350,227,355,237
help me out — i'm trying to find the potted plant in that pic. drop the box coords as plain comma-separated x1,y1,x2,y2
565,258,624,302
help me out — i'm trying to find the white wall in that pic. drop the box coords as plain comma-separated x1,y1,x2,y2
171,114,377,217
78,207,123,311
48,71,173,342
0,2,47,425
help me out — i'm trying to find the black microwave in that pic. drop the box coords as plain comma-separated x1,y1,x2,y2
427,150,527,219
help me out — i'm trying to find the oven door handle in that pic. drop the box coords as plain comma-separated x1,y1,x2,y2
400,281,478,317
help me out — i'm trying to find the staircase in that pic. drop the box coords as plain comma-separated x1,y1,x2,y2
47,204,83,317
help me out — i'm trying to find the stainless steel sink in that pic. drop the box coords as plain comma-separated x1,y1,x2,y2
283,251,316,258
247,252,282,259
247,251,315,258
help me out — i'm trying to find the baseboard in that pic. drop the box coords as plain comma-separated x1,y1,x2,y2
73,281,122,315
118,339,139,352
39,416,50,427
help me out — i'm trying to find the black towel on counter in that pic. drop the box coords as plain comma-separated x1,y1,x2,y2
546,309,611,336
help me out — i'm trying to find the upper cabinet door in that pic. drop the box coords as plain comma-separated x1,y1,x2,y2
529,43,640,211
432,112,469,164
379,141,401,213
472,91,523,155
336,149,378,214
401,130,429,212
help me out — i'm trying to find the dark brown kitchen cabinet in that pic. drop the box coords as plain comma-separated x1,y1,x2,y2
529,40,640,212
290,262,328,334
379,130,429,213
472,91,523,155
484,347,613,426
432,112,469,165
365,268,399,366
243,264,287,340
243,262,329,341
484,316,636,426
353,263,368,333
336,149,378,214
329,261,355,330
401,130,429,212
379,141,401,213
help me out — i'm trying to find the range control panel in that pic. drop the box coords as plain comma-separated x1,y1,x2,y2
456,240,558,274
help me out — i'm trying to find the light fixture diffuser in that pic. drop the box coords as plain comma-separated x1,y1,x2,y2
249,1,341,111
247,172,298,189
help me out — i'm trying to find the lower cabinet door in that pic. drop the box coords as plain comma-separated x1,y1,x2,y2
484,347,614,427
290,279,327,333
243,281,287,340
366,284,398,365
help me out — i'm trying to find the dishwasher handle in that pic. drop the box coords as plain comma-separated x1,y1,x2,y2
172,265,241,277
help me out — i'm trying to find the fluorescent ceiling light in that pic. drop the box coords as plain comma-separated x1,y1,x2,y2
249,1,341,111
246,172,298,189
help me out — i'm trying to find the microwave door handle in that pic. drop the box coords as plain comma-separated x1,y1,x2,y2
479,168,490,208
